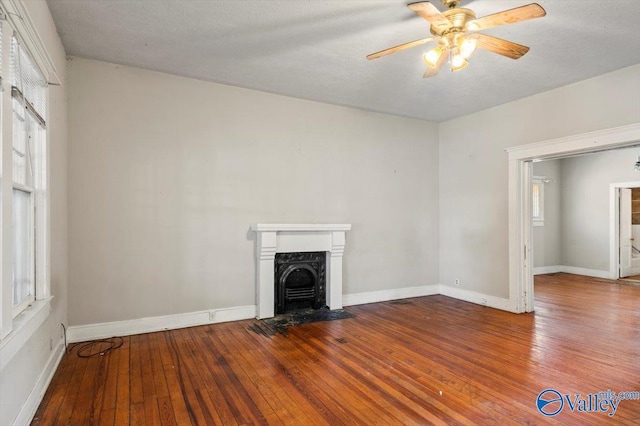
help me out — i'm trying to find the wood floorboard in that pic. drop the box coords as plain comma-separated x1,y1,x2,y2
249,330,357,426
97,408,115,426
303,321,510,425
129,335,144,405
222,325,322,426
31,342,79,426
32,273,640,425
164,330,208,426
213,328,292,425
114,341,130,425
100,343,119,414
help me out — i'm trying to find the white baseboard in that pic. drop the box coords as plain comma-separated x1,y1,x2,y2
66,305,256,343
13,338,65,426
533,265,610,279
559,265,611,279
533,265,562,275
342,285,439,307
438,285,513,312
67,282,520,343
558,265,610,279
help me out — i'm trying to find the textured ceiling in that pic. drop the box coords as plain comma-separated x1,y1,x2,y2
46,0,640,122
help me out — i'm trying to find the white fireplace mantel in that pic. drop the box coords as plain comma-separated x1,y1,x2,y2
251,224,351,319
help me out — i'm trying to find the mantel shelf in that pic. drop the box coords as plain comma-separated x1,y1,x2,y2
251,224,351,232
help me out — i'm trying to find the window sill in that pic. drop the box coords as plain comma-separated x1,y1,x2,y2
0,297,52,371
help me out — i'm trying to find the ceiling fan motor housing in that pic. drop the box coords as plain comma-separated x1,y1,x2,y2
430,8,476,36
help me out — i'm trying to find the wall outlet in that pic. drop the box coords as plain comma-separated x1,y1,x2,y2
454,279,460,286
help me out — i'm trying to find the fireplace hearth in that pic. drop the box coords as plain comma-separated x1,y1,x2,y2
275,252,326,314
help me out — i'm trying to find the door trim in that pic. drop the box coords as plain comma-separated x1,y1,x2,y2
506,123,640,313
611,182,640,279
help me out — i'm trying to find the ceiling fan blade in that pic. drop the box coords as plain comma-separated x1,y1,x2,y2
408,2,452,33
366,38,436,60
423,50,447,78
471,33,530,59
466,3,546,31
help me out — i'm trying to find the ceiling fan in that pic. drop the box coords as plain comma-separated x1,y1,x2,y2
367,0,546,78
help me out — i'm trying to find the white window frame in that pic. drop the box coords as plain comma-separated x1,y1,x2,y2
0,0,59,362
9,34,47,318
532,176,545,227
11,183,35,317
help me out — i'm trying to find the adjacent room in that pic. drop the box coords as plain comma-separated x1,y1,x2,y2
532,146,640,282
0,1,638,424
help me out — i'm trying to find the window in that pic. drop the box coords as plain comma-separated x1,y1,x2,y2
10,36,47,318
0,6,51,338
532,176,545,227
10,35,47,317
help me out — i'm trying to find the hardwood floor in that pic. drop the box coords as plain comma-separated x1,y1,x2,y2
33,273,640,425
620,274,640,284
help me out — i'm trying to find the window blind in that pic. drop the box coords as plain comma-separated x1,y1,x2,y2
11,35,46,127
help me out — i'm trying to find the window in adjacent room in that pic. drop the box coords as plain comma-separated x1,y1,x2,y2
532,176,545,227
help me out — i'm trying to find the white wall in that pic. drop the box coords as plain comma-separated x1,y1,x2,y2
560,147,640,272
439,64,640,298
67,58,440,326
0,1,67,425
532,160,561,268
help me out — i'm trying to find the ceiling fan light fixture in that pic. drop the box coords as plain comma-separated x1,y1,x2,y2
423,45,446,68
451,57,468,71
459,37,477,59
450,46,468,71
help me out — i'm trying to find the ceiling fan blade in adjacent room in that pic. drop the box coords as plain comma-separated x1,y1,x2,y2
408,2,452,33
366,38,435,60
423,51,447,78
466,3,546,31
472,33,530,59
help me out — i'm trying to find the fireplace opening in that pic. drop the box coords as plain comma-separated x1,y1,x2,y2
275,252,326,314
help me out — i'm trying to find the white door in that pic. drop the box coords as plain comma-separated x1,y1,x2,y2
619,188,640,277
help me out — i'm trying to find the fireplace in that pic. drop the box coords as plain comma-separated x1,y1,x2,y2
251,224,351,319
275,252,326,314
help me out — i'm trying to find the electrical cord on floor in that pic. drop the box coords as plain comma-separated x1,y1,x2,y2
61,323,68,353
62,322,124,357
67,336,124,358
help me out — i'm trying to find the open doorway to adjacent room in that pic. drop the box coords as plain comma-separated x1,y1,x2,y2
613,184,640,283
507,124,640,313
530,152,640,295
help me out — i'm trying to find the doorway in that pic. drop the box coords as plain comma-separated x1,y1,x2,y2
613,184,640,280
507,124,640,313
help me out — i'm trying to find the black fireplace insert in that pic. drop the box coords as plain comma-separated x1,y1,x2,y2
274,252,326,314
